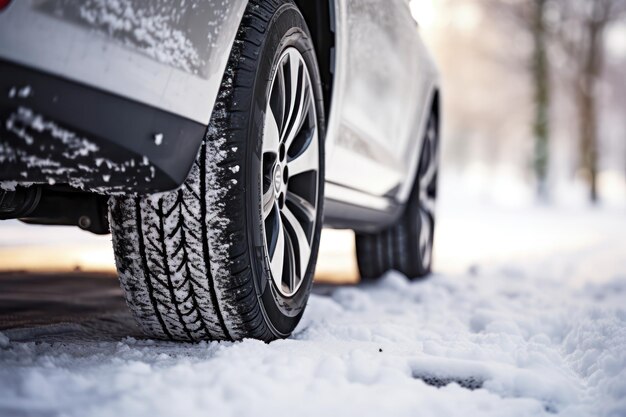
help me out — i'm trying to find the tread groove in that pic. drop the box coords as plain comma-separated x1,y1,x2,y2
135,198,173,340
157,199,195,341
177,192,213,339
201,142,233,341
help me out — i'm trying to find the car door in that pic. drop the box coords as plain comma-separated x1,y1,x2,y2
326,0,431,203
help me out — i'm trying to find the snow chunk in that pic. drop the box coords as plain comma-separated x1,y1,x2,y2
0,332,8,348
17,86,32,98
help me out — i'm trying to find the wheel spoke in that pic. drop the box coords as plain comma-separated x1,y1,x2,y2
419,192,436,219
286,192,316,224
419,118,438,214
263,107,281,154
269,214,285,284
282,206,311,279
283,229,298,293
284,74,311,151
287,127,318,177
427,123,437,146
420,146,437,188
281,50,302,142
419,210,432,267
270,64,286,135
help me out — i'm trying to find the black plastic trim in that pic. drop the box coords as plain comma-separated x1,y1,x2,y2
0,59,207,194
18,186,110,234
323,197,404,233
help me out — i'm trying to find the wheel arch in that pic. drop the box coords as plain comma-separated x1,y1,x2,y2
293,0,336,121
395,84,441,205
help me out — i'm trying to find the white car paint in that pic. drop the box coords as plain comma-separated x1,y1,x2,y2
0,0,247,125
0,0,439,213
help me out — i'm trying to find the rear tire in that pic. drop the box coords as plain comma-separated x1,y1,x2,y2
355,111,439,280
109,0,325,342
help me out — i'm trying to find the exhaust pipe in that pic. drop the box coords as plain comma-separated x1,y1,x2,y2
0,186,109,234
0,187,42,219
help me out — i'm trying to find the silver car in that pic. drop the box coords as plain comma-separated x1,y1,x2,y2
0,0,440,341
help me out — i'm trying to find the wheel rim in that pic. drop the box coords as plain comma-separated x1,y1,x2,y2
417,116,438,270
261,47,319,298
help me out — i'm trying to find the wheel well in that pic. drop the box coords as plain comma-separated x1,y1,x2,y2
294,0,335,120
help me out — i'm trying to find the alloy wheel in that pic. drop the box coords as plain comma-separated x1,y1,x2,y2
417,116,438,269
261,47,320,297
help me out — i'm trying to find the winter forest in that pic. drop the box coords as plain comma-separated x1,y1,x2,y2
416,0,626,206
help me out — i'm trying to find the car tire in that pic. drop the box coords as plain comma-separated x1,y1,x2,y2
355,111,439,280
109,0,325,342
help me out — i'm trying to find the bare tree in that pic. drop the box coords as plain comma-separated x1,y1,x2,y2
531,0,551,199
554,0,626,203
481,0,553,199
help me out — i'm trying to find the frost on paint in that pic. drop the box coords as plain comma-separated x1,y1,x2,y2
76,0,201,73
39,0,235,77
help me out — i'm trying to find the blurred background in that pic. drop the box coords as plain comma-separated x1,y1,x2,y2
1,0,625,281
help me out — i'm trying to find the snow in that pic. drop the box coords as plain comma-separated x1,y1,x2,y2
17,85,32,98
0,195,625,417
0,106,157,193
3,106,99,162
75,0,203,74
0,332,9,348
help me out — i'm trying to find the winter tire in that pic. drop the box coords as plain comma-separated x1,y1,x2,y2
109,0,325,342
355,111,439,280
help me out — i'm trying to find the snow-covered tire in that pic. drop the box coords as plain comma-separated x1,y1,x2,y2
355,112,439,280
109,0,325,342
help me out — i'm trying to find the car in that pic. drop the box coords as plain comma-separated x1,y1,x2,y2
0,0,440,342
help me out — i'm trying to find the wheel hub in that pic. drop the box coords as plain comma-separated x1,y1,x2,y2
273,164,283,195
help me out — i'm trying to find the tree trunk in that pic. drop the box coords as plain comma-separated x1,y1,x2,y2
578,10,605,204
531,0,550,200
577,79,598,203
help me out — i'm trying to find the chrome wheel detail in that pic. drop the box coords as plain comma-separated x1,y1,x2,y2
417,117,438,269
262,47,319,297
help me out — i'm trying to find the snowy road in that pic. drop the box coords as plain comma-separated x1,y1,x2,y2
0,200,625,417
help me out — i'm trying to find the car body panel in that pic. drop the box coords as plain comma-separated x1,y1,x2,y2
0,0,247,125
0,0,439,231
323,0,439,222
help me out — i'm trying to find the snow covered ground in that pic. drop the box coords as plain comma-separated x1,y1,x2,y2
0,189,625,417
